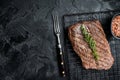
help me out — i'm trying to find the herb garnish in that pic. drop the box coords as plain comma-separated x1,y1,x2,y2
80,24,99,61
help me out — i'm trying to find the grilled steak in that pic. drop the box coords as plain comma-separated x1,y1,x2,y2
68,20,114,70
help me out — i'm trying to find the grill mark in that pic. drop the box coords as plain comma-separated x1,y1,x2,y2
97,53,113,69
95,40,111,57
100,56,111,63
80,56,94,68
93,31,106,41
72,37,88,47
93,35,106,45
98,59,111,69
69,31,89,47
95,38,110,52
70,24,81,33
95,42,107,53
96,48,109,58
90,21,106,37
92,21,106,36
97,62,107,69
70,38,87,48
96,44,108,54
78,52,97,69
74,43,98,68
99,53,113,62
74,44,94,64
87,24,106,42
74,42,92,57
70,32,81,38
71,28,81,35
84,22,106,42
80,52,94,62
73,49,91,66
99,57,113,66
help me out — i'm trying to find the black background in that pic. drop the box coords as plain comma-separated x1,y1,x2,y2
0,0,120,80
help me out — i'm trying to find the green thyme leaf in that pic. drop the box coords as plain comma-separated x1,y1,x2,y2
80,24,99,61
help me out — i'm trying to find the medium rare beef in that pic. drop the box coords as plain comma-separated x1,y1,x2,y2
68,20,114,70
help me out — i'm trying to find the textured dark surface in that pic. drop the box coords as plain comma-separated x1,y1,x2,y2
0,0,120,80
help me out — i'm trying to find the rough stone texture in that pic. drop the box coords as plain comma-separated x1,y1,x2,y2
0,0,120,80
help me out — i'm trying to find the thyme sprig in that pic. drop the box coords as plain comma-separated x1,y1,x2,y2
80,24,99,61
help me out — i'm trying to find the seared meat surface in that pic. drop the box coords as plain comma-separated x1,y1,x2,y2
68,20,114,70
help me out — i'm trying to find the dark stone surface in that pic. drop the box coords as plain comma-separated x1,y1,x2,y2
0,0,120,80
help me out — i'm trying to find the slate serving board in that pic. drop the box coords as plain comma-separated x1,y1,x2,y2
63,10,120,80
